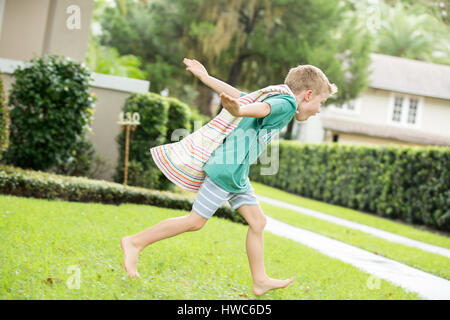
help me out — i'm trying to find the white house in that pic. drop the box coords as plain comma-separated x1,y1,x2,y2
291,53,450,147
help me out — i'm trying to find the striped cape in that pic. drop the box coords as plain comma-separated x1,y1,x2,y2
150,84,296,192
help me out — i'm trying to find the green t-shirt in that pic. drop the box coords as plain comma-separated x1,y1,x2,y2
203,90,297,193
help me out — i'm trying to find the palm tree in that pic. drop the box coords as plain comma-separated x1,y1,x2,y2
377,2,436,58
362,0,450,65
86,41,148,79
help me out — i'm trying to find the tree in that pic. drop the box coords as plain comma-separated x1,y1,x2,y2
85,39,149,79
385,0,450,25
351,0,450,65
98,0,374,135
86,0,149,79
100,0,185,94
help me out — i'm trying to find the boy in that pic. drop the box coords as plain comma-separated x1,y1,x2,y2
121,58,337,296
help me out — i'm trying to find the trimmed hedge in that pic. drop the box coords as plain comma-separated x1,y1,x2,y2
113,92,206,192
0,73,9,160
189,105,211,131
249,141,450,231
0,164,246,225
113,92,169,190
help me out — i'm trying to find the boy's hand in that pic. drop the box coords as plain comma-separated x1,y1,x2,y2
220,92,241,117
183,58,209,81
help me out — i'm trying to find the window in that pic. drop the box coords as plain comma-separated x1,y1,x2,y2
346,100,356,111
407,98,418,124
332,134,339,142
330,98,361,114
392,96,403,122
388,93,422,128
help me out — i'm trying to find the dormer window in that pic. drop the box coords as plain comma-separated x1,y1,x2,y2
330,98,360,114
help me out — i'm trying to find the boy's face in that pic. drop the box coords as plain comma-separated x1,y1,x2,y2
294,90,328,122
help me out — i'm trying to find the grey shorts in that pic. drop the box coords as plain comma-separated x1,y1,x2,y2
192,174,259,219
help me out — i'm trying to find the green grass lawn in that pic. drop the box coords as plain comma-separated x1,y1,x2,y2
0,194,421,300
259,202,450,280
251,181,450,249
174,181,450,280
248,182,450,280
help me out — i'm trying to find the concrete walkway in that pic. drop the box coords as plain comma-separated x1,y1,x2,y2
265,215,450,300
256,194,450,258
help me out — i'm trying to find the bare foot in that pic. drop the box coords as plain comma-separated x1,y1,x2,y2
252,276,294,296
121,236,141,278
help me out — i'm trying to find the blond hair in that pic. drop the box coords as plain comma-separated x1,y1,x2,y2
284,64,338,98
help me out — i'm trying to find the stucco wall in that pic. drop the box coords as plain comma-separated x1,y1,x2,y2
324,130,425,147
421,96,450,135
298,86,450,146
0,0,51,61
0,0,93,63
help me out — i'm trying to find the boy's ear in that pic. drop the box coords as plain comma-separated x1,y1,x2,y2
305,90,313,101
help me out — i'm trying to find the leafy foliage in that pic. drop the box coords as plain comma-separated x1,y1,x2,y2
0,163,245,224
352,0,450,65
48,138,96,178
113,92,209,191
249,141,450,231
0,74,9,159
86,38,149,79
3,55,96,171
165,96,192,143
112,91,197,191
98,0,373,114
113,92,169,189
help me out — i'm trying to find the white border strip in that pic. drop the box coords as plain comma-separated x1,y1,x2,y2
257,194,450,258
265,216,450,300
0,57,150,94
0,57,26,74
90,72,149,94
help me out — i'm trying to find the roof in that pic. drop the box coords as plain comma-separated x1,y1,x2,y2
321,116,450,147
369,53,450,100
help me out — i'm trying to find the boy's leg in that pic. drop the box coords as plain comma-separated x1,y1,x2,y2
121,174,228,278
232,198,294,296
121,210,207,278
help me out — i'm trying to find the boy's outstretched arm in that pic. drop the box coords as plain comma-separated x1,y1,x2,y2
220,93,270,118
184,58,242,99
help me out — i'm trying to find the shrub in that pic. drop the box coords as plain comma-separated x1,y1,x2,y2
189,105,211,130
114,90,212,191
113,92,169,189
47,137,95,177
249,141,450,231
165,96,192,143
114,91,200,191
3,54,96,171
124,160,160,189
0,164,245,225
0,74,9,160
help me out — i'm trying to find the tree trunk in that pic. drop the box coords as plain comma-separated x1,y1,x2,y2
228,55,245,87
194,83,214,117
215,6,261,116
283,118,295,140
215,55,246,116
